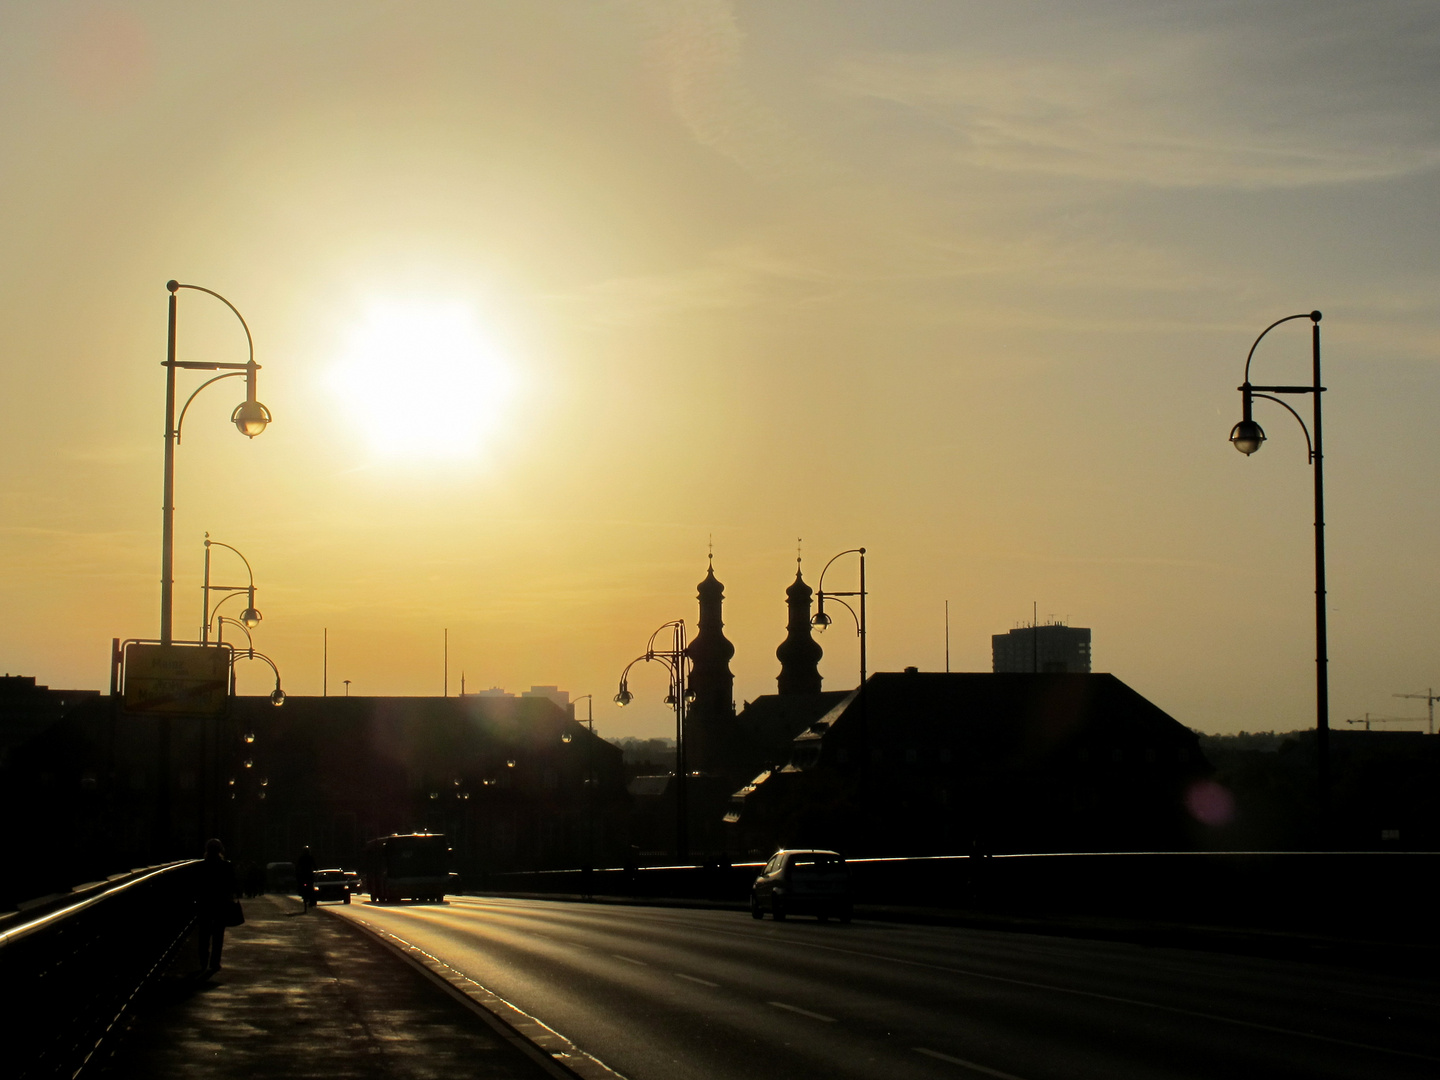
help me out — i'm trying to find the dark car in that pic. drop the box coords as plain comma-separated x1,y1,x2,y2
312,868,352,904
750,849,852,922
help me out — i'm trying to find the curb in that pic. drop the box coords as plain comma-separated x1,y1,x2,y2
327,907,628,1080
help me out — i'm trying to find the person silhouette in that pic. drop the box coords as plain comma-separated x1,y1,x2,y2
197,838,238,974
295,845,317,911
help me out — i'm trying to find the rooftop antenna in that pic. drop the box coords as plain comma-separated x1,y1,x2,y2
944,600,950,673
323,627,328,697
1033,600,1038,673
443,628,449,698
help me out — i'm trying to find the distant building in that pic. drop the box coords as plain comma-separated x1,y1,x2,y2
725,670,1207,857
684,557,737,775
992,623,1091,673
521,685,570,709
0,674,99,766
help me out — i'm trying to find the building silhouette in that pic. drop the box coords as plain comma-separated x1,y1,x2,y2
993,622,1091,673
726,669,1206,857
683,558,736,775
776,564,823,694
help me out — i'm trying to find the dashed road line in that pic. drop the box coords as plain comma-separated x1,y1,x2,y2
915,1047,1028,1079
674,973,719,987
611,953,648,966
767,1001,836,1022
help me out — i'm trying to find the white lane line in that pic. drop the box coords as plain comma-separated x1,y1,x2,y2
915,1047,1029,1080
337,914,629,1080
612,953,648,966
683,924,1440,1065
768,1000,836,1023
674,972,719,987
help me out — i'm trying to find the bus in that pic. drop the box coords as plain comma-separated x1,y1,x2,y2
362,833,458,902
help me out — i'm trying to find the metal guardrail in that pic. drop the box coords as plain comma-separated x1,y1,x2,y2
0,860,201,1079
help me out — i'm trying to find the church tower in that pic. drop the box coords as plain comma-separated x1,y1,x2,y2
776,563,823,694
684,556,735,773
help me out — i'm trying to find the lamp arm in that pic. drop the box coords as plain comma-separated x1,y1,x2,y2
1251,393,1315,462
175,371,245,444
205,539,256,589
817,594,861,634
208,589,250,620
1243,311,1320,384
645,619,684,654
231,647,283,689
172,282,255,366
816,548,863,594
214,615,254,649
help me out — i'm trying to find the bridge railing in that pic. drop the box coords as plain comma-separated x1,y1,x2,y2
0,860,200,1080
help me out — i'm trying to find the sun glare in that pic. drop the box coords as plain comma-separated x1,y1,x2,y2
331,300,518,462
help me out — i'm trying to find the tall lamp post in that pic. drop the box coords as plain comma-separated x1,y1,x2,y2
161,281,272,644
202,534,263,643
569,693,596,871
1228,310,1330,838
813,547,867,686
615,621,691,860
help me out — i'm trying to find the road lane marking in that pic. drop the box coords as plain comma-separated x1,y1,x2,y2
683,924,1440,1065
915,1047,1029,1080
365,899,1440,1068
674,973,719,987
612,953,648,966
335,913,630,1080
768,1000,836,1022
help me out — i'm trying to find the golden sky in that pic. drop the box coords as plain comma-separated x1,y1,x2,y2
3,1,1438,738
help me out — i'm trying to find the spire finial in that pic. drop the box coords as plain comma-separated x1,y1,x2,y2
797,537,802,567
708,533,714,569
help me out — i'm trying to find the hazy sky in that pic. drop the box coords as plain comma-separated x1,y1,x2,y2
3,1,1438,739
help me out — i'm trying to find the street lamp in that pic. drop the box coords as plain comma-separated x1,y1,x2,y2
813,548,868,686
615,620,690,859
202,535,262,643
571,693,594,734
1229,310,1330,838
160,281,272,644
227,648,287,707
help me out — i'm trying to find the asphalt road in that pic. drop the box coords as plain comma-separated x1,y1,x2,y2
330,896,1440,1080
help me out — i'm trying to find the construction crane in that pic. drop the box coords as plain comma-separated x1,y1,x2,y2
1392,688,1438,735
1344,713,1428,731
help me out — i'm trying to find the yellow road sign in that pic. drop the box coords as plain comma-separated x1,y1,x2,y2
123,642,231,717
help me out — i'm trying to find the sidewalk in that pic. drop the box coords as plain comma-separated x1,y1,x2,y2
100,894,560,1080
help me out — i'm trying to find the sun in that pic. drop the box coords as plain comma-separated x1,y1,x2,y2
331,300,518,461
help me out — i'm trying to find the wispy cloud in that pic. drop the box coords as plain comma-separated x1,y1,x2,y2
621,0,804,179
827,19,1440,189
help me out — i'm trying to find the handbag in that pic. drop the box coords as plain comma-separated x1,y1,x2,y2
223,900,245,927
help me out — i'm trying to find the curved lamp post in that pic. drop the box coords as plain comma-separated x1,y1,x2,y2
615,620,691,859
812,547,867,686
229,647,287,707
1229,310,1329,837
160,281,272,644
202,534,262,643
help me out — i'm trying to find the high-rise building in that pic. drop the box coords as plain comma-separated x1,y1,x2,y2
992,623,1091,673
